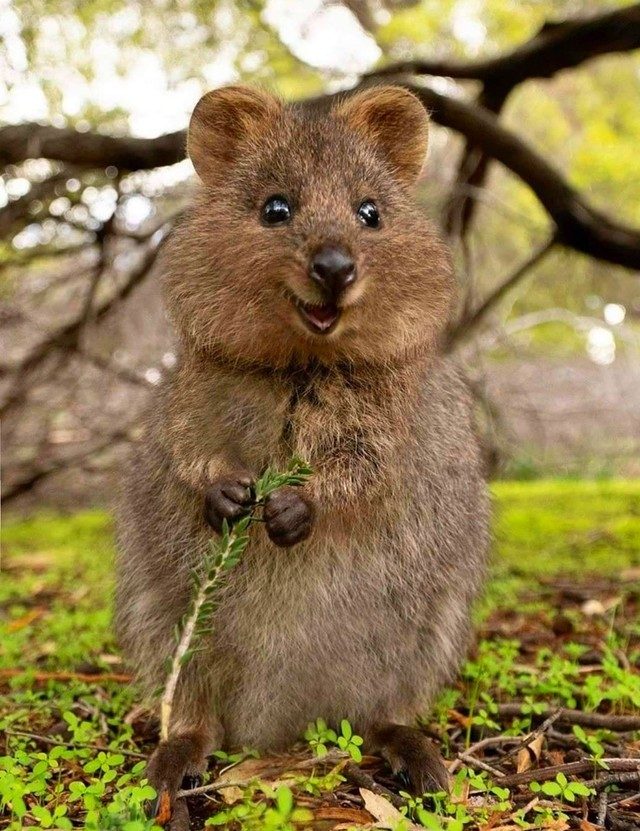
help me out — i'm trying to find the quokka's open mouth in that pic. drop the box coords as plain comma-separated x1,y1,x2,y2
294,298,341,334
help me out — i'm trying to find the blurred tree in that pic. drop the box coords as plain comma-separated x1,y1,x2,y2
1,0,639,504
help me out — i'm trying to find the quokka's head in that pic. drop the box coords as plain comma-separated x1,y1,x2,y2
164,84,454,367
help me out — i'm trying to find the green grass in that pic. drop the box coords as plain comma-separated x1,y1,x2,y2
1,481,639,830
493,479,640,576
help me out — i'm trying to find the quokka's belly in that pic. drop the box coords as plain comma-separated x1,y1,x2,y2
211,535,438,750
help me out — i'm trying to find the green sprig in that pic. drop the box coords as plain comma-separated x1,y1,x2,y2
159,457,312,741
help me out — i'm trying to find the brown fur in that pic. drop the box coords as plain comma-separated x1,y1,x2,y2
115,85,489,814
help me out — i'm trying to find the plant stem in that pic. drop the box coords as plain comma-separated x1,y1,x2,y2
160,520,251,742
159,457,312,743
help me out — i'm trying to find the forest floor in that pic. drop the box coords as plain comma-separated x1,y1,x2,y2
1,480,639,831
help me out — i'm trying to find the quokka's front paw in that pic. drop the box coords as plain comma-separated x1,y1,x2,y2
264,486,314,547
204,472,254,533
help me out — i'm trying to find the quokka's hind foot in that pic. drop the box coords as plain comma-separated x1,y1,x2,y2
370,723,450,795
146,734,207,829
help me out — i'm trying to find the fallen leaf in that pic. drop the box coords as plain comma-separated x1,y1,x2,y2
581,599,605,616
448,709,472,728
516,735,544,773
359,788,420,830
219,785,243,805
215,758,269,787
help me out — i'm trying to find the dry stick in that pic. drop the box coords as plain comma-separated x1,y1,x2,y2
597,791,608,827
448,711,564,776
495,704,640,732
446,234,557,347
5,729,146,759
586,771,640,793
456,751,505,779
610,791,640,809
449,735,518,775
342,761,406,811
0,669,133,683
516,795,540,817
499,759,640,789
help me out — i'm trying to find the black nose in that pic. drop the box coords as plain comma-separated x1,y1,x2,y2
309,246,356,297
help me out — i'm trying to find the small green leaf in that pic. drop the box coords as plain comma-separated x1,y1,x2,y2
275,785,293,816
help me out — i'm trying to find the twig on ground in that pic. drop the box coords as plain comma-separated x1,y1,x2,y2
449,736,517,775
456,751,505,779
586,770,640,793
6,729,146,759
0,669,133,683
342,761,406,810
500,758,640,788
496,704,640,732
597,791,608,827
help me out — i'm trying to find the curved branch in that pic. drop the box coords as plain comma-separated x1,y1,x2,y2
367,4,640,88
0,124,184,171
446,234,558,347
0,220,172,417
1,426,133,504
404,83,640,269
369,4,640,237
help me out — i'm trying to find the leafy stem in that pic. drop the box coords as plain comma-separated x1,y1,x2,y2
159,456,312,742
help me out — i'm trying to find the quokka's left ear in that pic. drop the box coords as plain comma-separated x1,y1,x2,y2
188,85,283,184
334,85,429,186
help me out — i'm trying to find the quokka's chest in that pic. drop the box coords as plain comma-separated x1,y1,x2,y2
227,367,392,471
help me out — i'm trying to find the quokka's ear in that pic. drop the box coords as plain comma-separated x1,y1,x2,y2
335,85,429,186
188,86,282,183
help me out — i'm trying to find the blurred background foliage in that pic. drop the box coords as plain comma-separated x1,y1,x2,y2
1,0,640,508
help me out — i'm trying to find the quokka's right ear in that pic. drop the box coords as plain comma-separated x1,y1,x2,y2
188,86,282,183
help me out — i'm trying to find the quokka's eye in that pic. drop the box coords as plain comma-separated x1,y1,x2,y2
357,200,381,229
262,195,291,225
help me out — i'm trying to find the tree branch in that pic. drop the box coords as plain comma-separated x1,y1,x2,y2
446,233,558,346
0,219,172,417
402,83,640,269
0,125,184,171
366,5,640,87
2,77,640,269
0,174,67,237
366,5,640,238
1,427,133,504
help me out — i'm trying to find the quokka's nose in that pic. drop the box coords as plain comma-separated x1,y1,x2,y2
309,246,356,297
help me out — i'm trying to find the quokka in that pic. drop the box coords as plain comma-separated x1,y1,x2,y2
115,83,490,826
